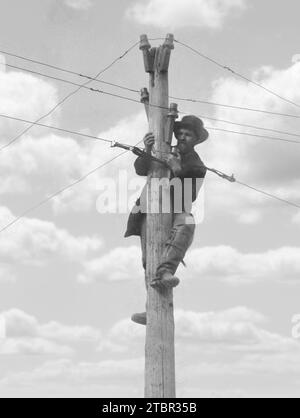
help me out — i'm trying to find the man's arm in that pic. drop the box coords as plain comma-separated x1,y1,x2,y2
166,153,207,179
134,132,155,176
134,154,152,176
180,152,207,179
180,163,207,179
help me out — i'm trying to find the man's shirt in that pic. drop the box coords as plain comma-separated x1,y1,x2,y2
124,150,207,238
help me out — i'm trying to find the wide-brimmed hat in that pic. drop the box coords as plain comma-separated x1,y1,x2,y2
174,115,209,144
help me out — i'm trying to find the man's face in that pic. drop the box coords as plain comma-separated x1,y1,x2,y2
176,128,197,154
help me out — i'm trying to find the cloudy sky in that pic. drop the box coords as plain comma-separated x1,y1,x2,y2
0,0,300,398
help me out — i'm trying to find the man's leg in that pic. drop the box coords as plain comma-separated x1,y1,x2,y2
152,213,195,288
131,216,147,326
140,216,148,290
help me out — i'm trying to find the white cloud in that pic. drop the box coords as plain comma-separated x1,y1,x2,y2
0,206,102,281
40,322,100,344
106,307,290,352
0,108,147,214
106,307,300,394
126,0,247,30
0,262,15,282
103,307,269,355
2,51,300,225
79,244,300,286
3,309,38,338
79,246,142,283
3,309,101,342
0,54,6,70
0,134,83,196
174,307,266,345
181,351,300,379
199,61,300,222
64,0,93,11
0,309,102,355
0,58,57,137
103,307,285,354
237,209,262,224
1,307,299,396
292,54,300,64
0,338,72,356
292,212,300,225
0,358,144,397
105,318,145,353
185,246,300,284
51,111,148,214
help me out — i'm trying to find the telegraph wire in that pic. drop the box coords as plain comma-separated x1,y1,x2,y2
0,113,113,144
175,39,300,111
204,168,300,209
1,105,300,149
207,126,300,144
0,146,138,234
1,61,139,94
170,96,300,120
235,181,300,210
0,38,163,94
2,62,300,145
0,40,299,232
0,40,140,152
2,48,300,120
0,142,299,234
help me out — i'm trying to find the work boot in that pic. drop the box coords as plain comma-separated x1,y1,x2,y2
150,271,180,289
155,214,195,285
131,312,147,326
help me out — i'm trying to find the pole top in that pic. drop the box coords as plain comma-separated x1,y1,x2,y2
163,34,175,50
140,34,151,50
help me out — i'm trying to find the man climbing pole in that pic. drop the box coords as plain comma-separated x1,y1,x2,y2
125,115,209,326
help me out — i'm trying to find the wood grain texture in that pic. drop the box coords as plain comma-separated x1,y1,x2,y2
144,43,176,399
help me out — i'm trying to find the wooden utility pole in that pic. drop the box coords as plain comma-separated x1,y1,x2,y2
140,34,178,398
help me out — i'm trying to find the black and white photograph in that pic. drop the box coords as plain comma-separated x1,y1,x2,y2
0,0,299,400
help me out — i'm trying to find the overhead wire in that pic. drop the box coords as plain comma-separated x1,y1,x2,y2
2,60,139,94
170,96,300,120
2,62,300,145
205,168,300,209
174,39,300,111
0,113,113,144
0,40,140,152
235,181,300,210
1,48,300,120
0,140,299,234
0,39,163,94
0,39,299,234
0,139,142,234
206,126,300,145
